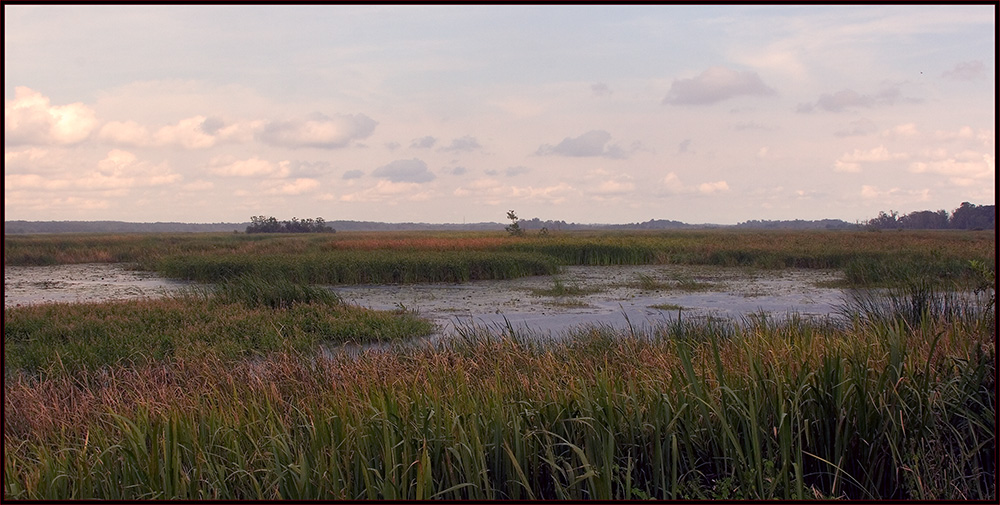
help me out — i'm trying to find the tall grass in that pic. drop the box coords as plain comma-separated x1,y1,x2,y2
6,230,994,289
152,250,559,284
4,230,994,499
5,290,994,500
3,276,434,377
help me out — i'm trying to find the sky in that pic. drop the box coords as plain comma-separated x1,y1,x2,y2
4,4,995,225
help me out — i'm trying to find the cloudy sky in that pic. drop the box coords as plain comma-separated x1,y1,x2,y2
4,4,995,225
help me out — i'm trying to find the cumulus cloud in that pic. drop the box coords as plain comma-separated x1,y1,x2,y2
797,87,916,113
7,149,181,193
340,180,433,203
209,156,290,178
508,182,576,204
860,185,931,201
258,112,376,148
909,151,994,182
410,136,437,149
589,179,635,197
5,87,98,145
371,158,436,183
662,66,776,105
439,136,483,152
660,172,729,195
536,130,626,159
942,60,985,81
448,166,468,176
342,169,364,180
264,178,321,196
833,145,909,173
99,116,261,148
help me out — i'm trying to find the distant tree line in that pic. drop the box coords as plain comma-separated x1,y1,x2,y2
864,202,995,230
246,216,335,234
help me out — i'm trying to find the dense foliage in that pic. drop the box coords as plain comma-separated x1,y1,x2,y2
246,216,335,234
865,202,995,230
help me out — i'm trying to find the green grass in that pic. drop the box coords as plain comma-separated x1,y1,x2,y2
5,229,995,289
4,310,994,500
3,276,434,377
3,230,995,500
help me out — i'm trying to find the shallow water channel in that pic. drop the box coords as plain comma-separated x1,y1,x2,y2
5,263,848,341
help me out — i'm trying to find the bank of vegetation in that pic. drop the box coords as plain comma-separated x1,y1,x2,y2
3,229,996,500
4,229,995,289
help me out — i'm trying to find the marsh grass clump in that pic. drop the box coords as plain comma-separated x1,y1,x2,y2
5,306,994,500
211,274,341,309
3,278,433,377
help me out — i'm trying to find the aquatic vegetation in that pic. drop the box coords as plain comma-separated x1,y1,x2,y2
3,230,994,500
3,277,434,377
5,230,994,290
4,273,995,499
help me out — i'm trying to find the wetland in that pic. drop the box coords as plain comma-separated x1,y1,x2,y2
3,230,995,500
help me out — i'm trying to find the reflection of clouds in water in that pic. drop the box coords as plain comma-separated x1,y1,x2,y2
5,263,847,335
4,263,192,307
332,265,847,337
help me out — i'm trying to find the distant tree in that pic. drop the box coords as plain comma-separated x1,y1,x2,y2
246,216,335,233
899,209,949,229
949,202,995,230
505,210,525,237
865,210,900,230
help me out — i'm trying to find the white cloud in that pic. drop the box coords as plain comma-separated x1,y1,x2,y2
209,156,289,178
98,120,153,146
840,145,909,163
341,179,432,203
660,172,729,196
880,123,920,139
833,161,861,173
663,66,776,105
509,182,576,204
860,185,931,201
264,178,321,195
909,151,994,180
155,117,217,149
6,149,180,192
4,173,73,191
99,116,262,148
258,112,376,149
834,145,909,172
590,179,636,196
698,180,730,194
4,87,98,145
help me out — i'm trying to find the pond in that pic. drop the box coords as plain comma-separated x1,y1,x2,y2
5,263,848,338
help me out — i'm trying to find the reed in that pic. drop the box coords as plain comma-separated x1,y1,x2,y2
3,277,434,377
6,230,994,289
5,286,994,500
